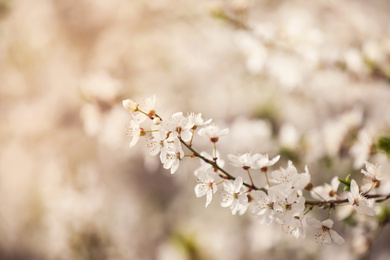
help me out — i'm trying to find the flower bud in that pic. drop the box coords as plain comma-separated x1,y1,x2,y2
153,117,161,125
122,99,138,112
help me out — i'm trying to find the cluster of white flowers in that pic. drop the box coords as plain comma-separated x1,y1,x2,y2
123,96,390,246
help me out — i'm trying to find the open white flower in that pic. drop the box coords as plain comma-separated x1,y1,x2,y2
255,154,280,169
311,176,340,201
198,124,229,143
220,177,248,215
270,161,310,196
281,215,306,239
228,152,262,169
161,112,192,142
251,189,278,225
194,168,218,207
284,195,306,216
306,217,345,245
146,125,177,159
361,161,382,182
162,138,184,174
127,117,145,148
347,179,375,216
185,113,212,129
137,96,157,122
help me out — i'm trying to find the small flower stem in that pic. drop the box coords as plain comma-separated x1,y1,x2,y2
304,207,313,215
144,130,159,133
138,109,162,121
247,169,254,188
264,170,270,187
216,180,225,185
180,139,268,193
138,109,150,118
365,182,377,193
189,129,195,147
328,207,332,219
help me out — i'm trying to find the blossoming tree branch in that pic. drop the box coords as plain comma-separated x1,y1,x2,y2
122,96,390,246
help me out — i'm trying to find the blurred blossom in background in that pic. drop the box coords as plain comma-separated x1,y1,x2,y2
1,0,390,259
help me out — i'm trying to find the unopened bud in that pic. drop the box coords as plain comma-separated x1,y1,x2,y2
153,117,161,125
122,99,138,112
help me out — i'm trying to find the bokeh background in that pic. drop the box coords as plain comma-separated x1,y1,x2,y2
1,0,390,259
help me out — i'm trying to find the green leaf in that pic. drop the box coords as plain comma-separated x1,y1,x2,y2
339,174,351,191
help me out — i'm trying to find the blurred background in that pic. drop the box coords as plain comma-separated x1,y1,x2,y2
1,0,390,259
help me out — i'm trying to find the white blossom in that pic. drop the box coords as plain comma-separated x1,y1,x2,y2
255,154,280,169
273,193,305,224
122,99,138,113
311,176,340,201
185,113,212,129
136,96,157,122
347,179,375,216
122,96,157,122
280,215,306,239
270,161,310,196
307,218,345,245
162,138,184,174
126,117,144,148
146,125,176,159
285,195,306,216
162,112,193,142
361,161,382,182
227,153,280,171
251,189,278,225
194,168,218,207
220,177,248,215
228,152,262,169
198,124,229,142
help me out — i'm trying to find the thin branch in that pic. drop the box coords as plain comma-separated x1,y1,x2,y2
180,139,268,193
180,138,390,208
305,193,390,207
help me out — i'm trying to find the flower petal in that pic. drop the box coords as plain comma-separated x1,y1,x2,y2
205,190,213,207
322,219,334,229
360,203,376,216
350,179,359,197
306,217,322,228
329,230,345,245
195,184,207,198
234,177,243,192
